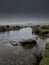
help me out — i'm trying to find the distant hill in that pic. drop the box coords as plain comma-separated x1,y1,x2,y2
23,23,36,26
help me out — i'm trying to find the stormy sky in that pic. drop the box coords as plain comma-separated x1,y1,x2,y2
0,0,49,13
0,0,49,25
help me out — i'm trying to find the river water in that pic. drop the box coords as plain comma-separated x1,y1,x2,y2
0,27,49,65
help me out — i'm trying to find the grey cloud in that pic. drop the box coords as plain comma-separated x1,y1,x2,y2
0,0,49,13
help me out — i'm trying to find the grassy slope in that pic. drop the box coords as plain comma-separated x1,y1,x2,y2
40,43,49,65
40,58,49,65
39,29,49,32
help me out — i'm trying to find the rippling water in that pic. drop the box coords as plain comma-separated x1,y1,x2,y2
0,27,49,65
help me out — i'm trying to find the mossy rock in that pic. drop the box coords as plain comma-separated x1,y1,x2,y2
46,43,49,49
40,58,49,65
44,49,49,58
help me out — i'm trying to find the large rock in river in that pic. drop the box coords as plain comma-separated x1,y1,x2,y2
20,39,37,49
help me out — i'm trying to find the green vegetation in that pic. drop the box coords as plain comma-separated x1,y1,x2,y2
44,43,49,58
0,26,6,32
40,58,49,65
34,27,49,36
44,49,49,58
40,42,49,65
46,43,49,49
39,29,49,33
0,25,21,32
38,29,49,37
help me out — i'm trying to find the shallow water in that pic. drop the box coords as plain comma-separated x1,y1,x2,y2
0,27,49,65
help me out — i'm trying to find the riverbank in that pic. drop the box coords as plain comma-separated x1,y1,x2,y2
0,25,24,32
0,24,49,32
33,25,49,38
40,42,49,65
0,25,40,32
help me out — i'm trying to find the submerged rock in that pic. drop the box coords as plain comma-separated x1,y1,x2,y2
10,41,18,46
20,39,37,49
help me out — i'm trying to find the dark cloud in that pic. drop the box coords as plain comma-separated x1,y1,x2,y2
0,0,49,14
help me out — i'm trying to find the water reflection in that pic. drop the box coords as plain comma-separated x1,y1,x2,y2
0,27,33,40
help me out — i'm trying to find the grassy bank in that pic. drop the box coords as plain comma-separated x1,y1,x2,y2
34,28,49,39
39,29,49,32
40,42,49,65
33,26,49,34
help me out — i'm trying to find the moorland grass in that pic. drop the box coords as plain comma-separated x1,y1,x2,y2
40,42,49,65
40,58,49,65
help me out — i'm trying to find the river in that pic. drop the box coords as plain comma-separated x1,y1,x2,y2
0,27,49,65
